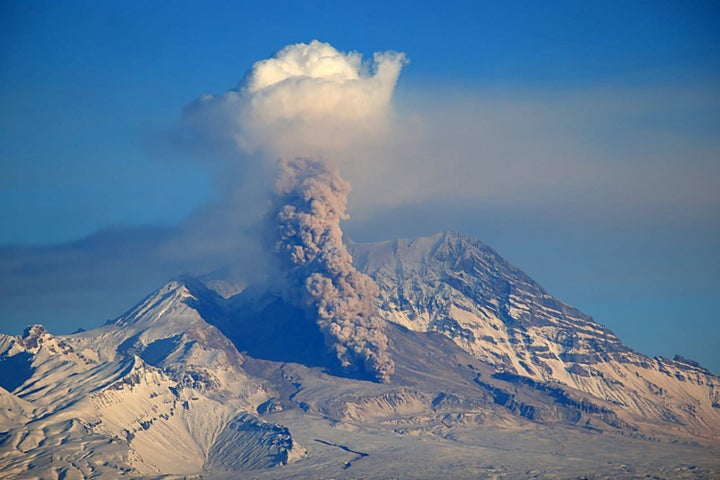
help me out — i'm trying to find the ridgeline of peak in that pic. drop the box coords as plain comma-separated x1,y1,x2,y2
351,232,628,369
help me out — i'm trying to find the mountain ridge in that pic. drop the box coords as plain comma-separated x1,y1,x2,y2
0,231,718,478
349,232,720,440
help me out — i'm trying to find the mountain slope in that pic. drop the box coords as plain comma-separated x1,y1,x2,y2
350,232,720,441
0,282,303,478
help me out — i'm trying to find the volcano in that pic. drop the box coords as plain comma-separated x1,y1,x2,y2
0,232,718,479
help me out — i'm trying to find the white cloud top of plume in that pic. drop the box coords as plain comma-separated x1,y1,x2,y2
187,40,406,159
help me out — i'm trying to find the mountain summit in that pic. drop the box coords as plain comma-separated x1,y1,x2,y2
1,232,718,479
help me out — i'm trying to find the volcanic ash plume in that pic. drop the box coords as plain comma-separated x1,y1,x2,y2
184,41,404,380
271,157,394,383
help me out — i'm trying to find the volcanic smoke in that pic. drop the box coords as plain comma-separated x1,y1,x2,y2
270,157,394,383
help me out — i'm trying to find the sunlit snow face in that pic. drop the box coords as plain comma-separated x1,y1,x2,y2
244,41,363,93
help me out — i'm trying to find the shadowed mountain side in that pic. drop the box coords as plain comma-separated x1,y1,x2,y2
178,279,345,374
0,351,34,393
220,291,338,370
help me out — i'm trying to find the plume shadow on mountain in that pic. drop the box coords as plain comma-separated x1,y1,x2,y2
229,295,336,368
180,281,337,374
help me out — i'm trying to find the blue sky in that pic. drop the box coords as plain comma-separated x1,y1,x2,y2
1,1,719,371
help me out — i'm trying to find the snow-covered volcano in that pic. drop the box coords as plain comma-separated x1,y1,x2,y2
1,232,718,479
